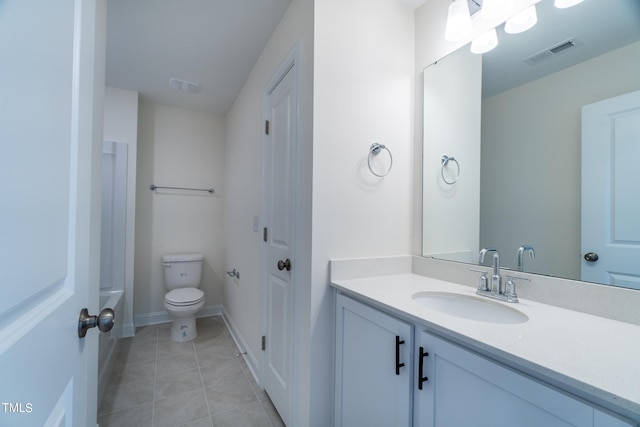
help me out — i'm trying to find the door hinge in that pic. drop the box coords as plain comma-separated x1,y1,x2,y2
262,335,266,351
263,227,268,242
265,120,270,135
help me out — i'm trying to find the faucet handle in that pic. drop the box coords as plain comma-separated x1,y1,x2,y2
507,275,531,283
479,272,489,292
505,275,531,303
469,268,490,291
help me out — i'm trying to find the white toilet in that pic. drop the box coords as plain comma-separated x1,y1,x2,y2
162,253,205,342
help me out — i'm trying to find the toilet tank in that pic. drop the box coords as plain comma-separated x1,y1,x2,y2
162,253,204,290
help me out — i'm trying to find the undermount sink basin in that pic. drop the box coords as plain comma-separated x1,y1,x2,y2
411,292,529,324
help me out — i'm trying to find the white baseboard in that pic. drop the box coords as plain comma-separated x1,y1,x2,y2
134,304,223,329
221,307,261,386
97,338,119,407
120,322,135,338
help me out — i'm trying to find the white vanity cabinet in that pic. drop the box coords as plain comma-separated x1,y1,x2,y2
414,331,634,427
335,293,635,427
334,293,413,427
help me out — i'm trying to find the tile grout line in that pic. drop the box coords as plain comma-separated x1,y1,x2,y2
258,399,277,427
103,317,281,426
99,334,155,425
194,336,215,426
151,327,159,427
224,325,279,427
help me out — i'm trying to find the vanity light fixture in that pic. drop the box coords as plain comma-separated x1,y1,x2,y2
445,0,473,41
464,0,581,55
504,4,538,34
471,28,499,54
554,0,584,8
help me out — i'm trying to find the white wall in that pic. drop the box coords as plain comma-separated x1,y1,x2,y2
312,0,415,424
224,0,415,424
103,86,138,335
134,101,225,324
481,40,640,279
223,0,314,423
104,86,138,144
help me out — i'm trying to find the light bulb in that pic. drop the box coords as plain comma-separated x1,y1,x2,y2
554,0,584,8
471,28,499,54
445,0,472,41
505,5,538,34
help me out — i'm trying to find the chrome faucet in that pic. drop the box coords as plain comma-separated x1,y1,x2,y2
517,245,535,272
476,248,530,303
478,248,502,295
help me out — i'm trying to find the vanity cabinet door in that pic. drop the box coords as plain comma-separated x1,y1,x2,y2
335,294,413,427
414,331,635,427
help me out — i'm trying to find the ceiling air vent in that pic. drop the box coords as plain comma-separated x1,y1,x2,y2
523,38,582,65
169,77,200,93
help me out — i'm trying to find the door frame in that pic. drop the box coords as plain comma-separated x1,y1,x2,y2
260,41,303,425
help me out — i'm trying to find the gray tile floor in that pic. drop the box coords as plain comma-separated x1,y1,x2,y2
98,316,285,427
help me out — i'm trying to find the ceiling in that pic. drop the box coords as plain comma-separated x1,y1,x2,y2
106,0,639,114
106,0,291,115
481,0,640,97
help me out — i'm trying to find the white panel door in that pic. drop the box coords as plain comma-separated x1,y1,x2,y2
581,90,640,289
0,1,105,426
262,57,298,426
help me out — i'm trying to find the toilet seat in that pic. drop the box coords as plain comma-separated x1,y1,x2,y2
165,288,204,307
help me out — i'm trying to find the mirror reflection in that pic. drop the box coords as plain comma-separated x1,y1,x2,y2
422,0,640,289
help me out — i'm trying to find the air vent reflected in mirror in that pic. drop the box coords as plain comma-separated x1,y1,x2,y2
523,38,583,65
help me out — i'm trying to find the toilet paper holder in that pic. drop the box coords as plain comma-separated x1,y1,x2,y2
226,268,240,279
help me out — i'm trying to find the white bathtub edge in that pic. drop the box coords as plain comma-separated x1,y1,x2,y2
98,289,124,408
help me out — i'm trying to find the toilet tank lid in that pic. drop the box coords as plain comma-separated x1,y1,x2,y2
163,253,204,262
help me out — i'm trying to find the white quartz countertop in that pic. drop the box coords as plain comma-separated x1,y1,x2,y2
331,273,640,418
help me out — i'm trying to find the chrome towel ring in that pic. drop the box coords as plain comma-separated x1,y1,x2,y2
368,143,393,177
441,155,460,185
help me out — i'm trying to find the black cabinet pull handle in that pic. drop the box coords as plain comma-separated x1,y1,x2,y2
418,346,429,390
395,336,405,375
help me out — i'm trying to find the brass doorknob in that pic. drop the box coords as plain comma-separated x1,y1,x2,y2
277,259,291,271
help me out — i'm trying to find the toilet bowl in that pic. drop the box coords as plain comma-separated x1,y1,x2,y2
162,254,205,342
